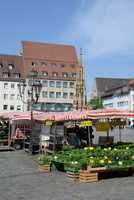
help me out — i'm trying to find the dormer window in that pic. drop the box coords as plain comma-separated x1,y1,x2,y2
61,64,66,68
70,64,76,68
0,63,3,69
3,72,9,78
51,63,57,69
8,64,14,70
14,73,20,79
42,62,47,67
42,71,48,77
32,62,36,67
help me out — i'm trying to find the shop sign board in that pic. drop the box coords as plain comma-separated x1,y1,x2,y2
109,121,127,126
80,120,92,127
96,122,110,132
45,120,53,126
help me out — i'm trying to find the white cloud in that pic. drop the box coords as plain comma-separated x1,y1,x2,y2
63,0,134,59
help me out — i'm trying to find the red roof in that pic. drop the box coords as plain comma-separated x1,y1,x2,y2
22,41,78,63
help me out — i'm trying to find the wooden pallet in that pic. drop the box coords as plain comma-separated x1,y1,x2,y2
79,170,98,183
87,166,107,172
66,171,79,181
38,165,50,172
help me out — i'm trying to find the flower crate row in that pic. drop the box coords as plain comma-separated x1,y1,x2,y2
37,144,134,175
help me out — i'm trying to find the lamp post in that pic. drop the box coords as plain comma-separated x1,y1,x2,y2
18,69,42,154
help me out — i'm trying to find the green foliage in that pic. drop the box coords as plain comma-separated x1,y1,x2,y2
88,96,103,109
37,144,134,171
38,155,51,165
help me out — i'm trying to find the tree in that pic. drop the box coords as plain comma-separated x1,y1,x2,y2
88,96,103,110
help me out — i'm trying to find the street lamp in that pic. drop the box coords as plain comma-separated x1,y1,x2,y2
18,69,42,153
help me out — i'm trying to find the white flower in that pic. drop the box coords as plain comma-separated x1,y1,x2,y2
118,161,123,165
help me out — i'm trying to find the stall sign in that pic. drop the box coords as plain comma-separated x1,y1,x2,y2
45,120,53,126
80,120,92,127
96,122,110,132
109,121,127,126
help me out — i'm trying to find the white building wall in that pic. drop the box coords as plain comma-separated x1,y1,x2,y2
23,79,76,111
129,89,134,110
0,81,23,112
103,94,130,110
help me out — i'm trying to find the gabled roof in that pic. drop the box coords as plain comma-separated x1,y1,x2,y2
21,41,78,63
95,77,130,96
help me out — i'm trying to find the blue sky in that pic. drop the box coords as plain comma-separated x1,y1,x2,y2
0,0,134,97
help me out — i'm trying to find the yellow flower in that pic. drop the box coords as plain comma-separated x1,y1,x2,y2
89,160,94,164
108,160,112,164
99,159,104,164
131,155,134,160
89,147,94,150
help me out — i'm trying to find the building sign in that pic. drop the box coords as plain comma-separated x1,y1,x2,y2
80,120,92,127
96,122,110,132
109,121,127,126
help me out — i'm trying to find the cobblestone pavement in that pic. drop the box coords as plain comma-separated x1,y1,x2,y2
0,128,134,200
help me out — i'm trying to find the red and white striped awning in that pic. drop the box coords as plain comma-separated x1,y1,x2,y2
0,108,134,122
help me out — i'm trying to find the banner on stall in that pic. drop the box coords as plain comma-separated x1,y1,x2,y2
80,120,92,127
96,122,110,132
45,120,54,126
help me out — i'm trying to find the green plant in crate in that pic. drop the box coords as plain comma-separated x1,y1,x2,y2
65,160,81,173
38,155,51,165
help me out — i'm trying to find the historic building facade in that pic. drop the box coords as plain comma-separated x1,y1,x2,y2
0,41,86,112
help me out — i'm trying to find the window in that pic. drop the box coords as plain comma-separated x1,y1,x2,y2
70,82,74,88
42,62,47,67
49,81,55,87
63,92,68,99
42,71,48,77
3,105,8,110
0,63,3,69
52,72,58,78
72,73,77,78
3,72,9,78
11,83,15,89
17,105,21,111
42,91,47,98
4,83,8,89
63,82,68,88
70,64,76,68
70,93,74,99
4,94,8,100
56,81,61,88
56,92,61,98
51,63,57,69
17,94,20,100
49,92,55,98
10,94,15,100
8,64,14,70
32,62,36,67
42,80,48,87
62,72,68,78
61,64,66,68
14,73,20,79
10,105,14,110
